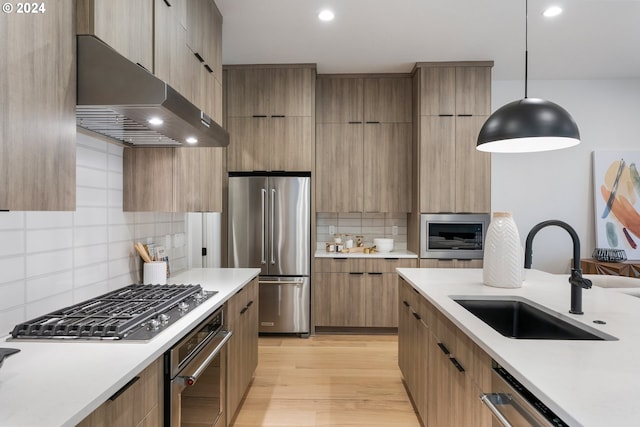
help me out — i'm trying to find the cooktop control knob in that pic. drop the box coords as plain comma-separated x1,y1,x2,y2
194,291,204,301
158,313,170,324
178,301,189,311
148,319,160,330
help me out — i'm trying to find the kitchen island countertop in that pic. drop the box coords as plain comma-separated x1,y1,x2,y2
0,268,260,427
397,267,640,427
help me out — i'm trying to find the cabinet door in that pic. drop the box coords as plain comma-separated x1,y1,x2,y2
365,273,398,327
364,77,412,123
455,67,491,116
420,67,456,116
270,116,313,171
419,116,456,213
174,147,223,212
123,148,174,212
154,0,191,99
398,279,414,383
314,272,366,327
455,116,491,212
315,124,364,212
0,0,75,211
226,68,271,117
364,123,412,212
316,78,363,123
226,117,271,172
270,68,315,117
78,0,153,72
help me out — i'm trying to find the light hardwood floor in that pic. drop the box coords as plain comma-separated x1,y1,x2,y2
231,334,421,427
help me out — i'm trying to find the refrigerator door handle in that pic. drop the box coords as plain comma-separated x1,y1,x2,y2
270,188,276,265
261,188,267,265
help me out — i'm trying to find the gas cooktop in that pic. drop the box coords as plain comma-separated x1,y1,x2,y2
10,284,216,341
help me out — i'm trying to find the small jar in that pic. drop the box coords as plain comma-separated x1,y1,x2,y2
333,234,342,243
326,242,336,252
356,235,364,247
345,234,354,249
336,242,345,252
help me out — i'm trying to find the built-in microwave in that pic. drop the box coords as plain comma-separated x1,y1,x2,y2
420,213,490,259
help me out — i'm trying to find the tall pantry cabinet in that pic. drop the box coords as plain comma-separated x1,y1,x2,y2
416,63,492,214
315,75,412,213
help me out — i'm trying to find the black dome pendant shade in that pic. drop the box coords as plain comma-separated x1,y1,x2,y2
476,0,580,153
476,98,580,153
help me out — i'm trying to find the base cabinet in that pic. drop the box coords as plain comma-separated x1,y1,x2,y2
76,357,163,427
398,276,491,427
314,258,416,329
226,277,259,425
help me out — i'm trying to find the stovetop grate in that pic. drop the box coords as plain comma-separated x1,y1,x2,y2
11,284,203,340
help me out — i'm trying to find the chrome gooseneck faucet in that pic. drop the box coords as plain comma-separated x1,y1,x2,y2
524,220,592,314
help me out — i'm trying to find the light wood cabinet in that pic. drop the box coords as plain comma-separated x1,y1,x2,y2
77,357,163,427
398,276,492,427
315,123,364,212
226,277,259,424
315,76,412,213
155,0,222,124
419,65,491,116
415,63,492,214
77,0,153,72
0,0,76,211
123,147,223,212
226,66,316,172
314,258,415,329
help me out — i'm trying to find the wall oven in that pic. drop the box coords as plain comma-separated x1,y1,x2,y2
420,213,490,259
165,306,232,427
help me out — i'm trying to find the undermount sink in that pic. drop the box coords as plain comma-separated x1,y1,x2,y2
453,297,617,341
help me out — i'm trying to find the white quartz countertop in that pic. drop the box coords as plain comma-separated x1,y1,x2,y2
397,267,640,427
314,249,418,259
0,268,260,427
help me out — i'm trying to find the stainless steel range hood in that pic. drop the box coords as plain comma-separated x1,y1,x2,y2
76,35,228,148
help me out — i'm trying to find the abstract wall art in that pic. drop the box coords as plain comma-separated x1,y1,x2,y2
593,151,640,260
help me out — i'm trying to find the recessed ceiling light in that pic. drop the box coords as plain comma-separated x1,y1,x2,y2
543,6,563,17
186,137,198,144
148,117,163,125
318,10,334,21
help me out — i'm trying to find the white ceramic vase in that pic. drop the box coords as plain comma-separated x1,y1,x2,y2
483,212,524,288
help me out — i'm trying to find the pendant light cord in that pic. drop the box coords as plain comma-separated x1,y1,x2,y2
525,0,528,98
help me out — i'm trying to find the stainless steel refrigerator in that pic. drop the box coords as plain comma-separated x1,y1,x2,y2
228,173,310,335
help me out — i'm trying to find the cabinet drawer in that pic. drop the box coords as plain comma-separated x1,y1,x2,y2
366,258,416,273
314,258,366,273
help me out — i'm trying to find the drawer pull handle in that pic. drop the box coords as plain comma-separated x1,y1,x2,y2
412,312,421,321
109,376,140,401
194,52,204,63
450,357,465,372
349,272,364,275
240,306,248,314
437,342,450,355
368,272,383,275
348,121,362,124
246,300,254,308
204,64,213,73
402,301,410,307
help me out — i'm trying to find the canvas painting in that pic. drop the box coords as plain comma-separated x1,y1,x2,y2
593,151,640,260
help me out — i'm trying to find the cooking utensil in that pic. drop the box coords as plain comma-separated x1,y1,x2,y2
602,159,625,219
0,348,20,369
134,242,152,263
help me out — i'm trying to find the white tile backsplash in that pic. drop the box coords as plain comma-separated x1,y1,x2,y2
0,133,188,335
316,212,409,250
26,271,73,302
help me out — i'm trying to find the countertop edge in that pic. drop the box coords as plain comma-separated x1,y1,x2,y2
314,250,418,259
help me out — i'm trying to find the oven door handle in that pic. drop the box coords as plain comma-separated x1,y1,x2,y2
481,393,514,427
177,331,232,387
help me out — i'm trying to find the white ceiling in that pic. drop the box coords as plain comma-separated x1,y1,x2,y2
216,0,640,80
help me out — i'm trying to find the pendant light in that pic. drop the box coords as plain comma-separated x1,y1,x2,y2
476,0,580,153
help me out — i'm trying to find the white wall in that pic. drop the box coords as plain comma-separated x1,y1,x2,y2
491,79,640,273
0,132,188,335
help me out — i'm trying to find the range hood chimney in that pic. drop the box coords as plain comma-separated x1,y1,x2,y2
76,35,229,148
